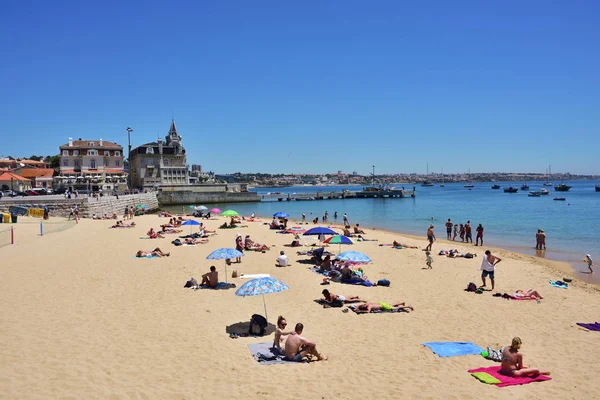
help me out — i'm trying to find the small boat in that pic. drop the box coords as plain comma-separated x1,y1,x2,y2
543,165,553,186
554,183,572,192
521,184,529,190
464,183,474,188
504,186,519,193
491,184,501,189
553,197,566,201
596,184,600,192
421,180,434,187
540,188,550,195
528,191,541,197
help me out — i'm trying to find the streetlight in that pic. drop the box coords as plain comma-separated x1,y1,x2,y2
126,127,133,190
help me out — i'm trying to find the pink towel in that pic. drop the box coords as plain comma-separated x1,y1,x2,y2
468,366,551,387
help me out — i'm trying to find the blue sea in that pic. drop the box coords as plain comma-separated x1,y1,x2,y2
165,180,600,283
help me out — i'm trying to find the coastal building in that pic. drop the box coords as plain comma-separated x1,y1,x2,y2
58,138,127,192
16,168,55,189
0,171,32,192
129,120,190,189
191,164,202,173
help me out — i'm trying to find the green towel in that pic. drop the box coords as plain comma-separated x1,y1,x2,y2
471,372,502,384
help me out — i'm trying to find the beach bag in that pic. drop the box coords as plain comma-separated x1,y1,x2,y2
377,279,391,287
466,282,477,292
172,239,182,246
232,270,238,278
465,253,474,259
249,314,268,336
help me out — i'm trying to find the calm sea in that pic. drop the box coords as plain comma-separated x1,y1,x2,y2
164,180,600,283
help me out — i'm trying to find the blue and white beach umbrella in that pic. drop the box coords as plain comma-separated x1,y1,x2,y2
273,211,289,218
335,251,372,264
235,277,289,322
207,248,244,260
182,219,201,234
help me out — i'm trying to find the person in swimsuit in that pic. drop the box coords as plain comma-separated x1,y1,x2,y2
319,255,332,272
425,224,435,251
356,302,414,313
500,337,550,377
321,289,365,307
235,234,244,263
272,316,295,351
392,241,418,249
425,251,433,269
459,224,465,242
136,248,170,258
585,254,593,273
475,224,484,246
284,323,327,362
200,266,219,288
539,229,546,250
504,289,543,300
445,219,453,240
465,221,472,243
453,224,458,241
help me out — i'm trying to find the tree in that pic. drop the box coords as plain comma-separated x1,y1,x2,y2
49,155,60,169
28,155,43,161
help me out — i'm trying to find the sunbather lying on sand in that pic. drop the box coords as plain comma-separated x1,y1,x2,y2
147,228,165,239
500,337,550,377
503,289,543,300
136,248,170,258
244,235,269,251
321,289,365,307
356,302,414,313
392,241,418,249
184,237,208,245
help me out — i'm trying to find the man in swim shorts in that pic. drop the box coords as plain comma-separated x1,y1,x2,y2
425,224,435,251
284,323,327,362
445,219,453,240
356,302,414,313
200,266,219,288
480,250,501,291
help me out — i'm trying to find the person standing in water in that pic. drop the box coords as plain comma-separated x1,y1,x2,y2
585,254,593,273
445,219,453,240
333,211,338,221
465,221,473,243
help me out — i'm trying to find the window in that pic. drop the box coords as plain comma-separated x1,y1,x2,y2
87,150,98,156
91,159,96,169
146,147,154,154
89,142,95,147
63,159,69,166
62,150,68,156
164,159,168,166
74,160,79,167
104,151,110,156
115,151,120,156
116,160,120,167
73,150,79,156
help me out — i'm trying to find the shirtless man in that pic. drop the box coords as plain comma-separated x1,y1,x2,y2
354,224,365,234
465,221,473,243
445,219,453,240
200,266,218,288
356,302,414,313
500,337,550,378
425,225,435,251
321,289,365,307
136,248,170,258
284,323,327,362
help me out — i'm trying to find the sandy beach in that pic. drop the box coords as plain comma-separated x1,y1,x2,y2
1,214,599,400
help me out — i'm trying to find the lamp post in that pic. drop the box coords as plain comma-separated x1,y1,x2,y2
126,127,133,190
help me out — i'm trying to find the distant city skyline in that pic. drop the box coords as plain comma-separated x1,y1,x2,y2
1,2,599,175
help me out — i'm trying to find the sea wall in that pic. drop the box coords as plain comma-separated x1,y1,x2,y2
157,190,259,205
0,193,159,218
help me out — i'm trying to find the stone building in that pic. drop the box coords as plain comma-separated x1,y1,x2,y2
58,138,127,192
129,120,190,189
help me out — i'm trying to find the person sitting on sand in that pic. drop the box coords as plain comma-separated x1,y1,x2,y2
354,224,365,234
356,302,414,313
276,250,288,267
321,289,365,307
284,323,327,362
392,240,418,249
245,235,270,251
343,227,353,237
200,266,219,288
504,289,543,300
147,228,165,239
319,255,332,272
273,316,296,351
500,337,550,378
136,248,170,258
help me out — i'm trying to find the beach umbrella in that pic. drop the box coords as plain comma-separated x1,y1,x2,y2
273,211,289,218
210,208,221,214
235,277,289,323
285,226,306,234
222,210,239,217
207,248,244,283
323,235,353,252
303,227,337,236
196,205,208,211
182,219,201,234
335,251,372,265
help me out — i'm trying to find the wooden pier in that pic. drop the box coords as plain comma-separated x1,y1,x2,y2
260,189,415,202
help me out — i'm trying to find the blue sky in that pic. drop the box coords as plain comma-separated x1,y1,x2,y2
1,0,599,175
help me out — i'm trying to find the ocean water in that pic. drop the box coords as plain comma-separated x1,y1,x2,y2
164,180,600,282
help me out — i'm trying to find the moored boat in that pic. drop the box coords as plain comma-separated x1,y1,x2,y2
554,183,572,192
540,188,550,195
491,184,501,189
504,186,518,193
596,184,600,192
521,184,529,190
528,191,541,197
553,197,566,201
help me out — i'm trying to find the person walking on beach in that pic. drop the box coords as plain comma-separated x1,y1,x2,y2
343,213,349,226
284,323,327,362
480,250,501,291
235,234,244,263
453,224,458,241
465,221,473,243
475,224,484,246
425,224,435,251
459,224,465,242
445,219,453,240
425,251,433,269
585,254,593,273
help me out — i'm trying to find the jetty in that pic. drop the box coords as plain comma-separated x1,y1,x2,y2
260,188,415,202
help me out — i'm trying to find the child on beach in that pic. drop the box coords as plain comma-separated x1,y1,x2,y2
585,254,593,273
425,251,433,269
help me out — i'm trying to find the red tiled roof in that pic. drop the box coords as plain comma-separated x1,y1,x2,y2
18,168,55,179
59,140,123,150
0,171,31,181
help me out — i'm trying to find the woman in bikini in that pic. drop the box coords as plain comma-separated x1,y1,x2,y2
272,316,295,351
500,337,550,377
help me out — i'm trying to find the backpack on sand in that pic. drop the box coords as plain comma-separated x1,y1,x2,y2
466,282,477,292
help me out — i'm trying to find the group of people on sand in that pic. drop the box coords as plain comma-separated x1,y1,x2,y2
111,220,136,228
273,317,327,362
321,289,414,312
317,255,369,283
427,220,485,251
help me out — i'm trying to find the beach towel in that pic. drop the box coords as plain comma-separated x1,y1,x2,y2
470,372,502,384
348,305,407,315
310,267,373,287
198,282,236,290
132,255,158,259
549,280,568,289
247,342,305,365
422,342,483,358
468,366,551,387
241,274,271,279
576,322,600,331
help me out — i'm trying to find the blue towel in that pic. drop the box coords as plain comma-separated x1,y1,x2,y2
422,342,483,358
549,280,568,289
132,255,158,259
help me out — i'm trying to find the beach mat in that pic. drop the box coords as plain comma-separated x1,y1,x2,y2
468,366,551,387
132,255,158,259
576,322,600,331
549,280,568,289
247,342,304,365
422,342,483,358
198,282,236,290
348,305,407,315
